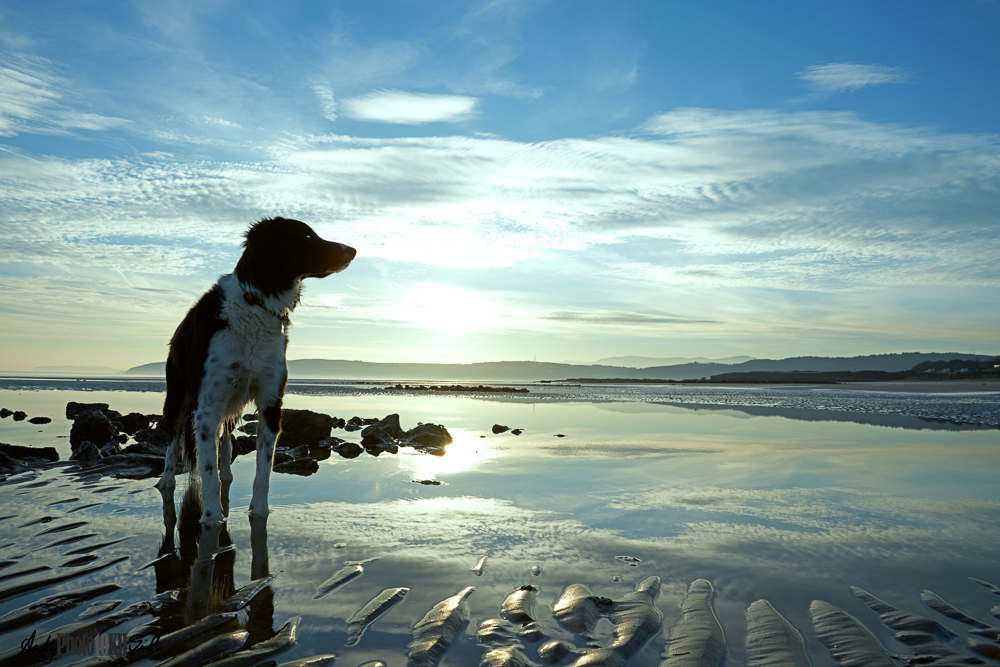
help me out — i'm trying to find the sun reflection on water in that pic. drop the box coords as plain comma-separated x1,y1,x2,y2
396,429,501,479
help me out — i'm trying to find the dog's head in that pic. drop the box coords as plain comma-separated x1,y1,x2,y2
236,217,356,297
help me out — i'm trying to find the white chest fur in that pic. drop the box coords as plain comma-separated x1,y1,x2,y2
201,273,290,413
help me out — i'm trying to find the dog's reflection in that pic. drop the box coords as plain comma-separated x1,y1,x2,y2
155,480,274,645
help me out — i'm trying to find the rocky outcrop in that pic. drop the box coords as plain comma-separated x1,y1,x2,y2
401,423,453,450
28,416,52,425
118,412,150,435
361,414,404,446
69,441,103,464
69,411,117,450
66,402,110,420
280,409,334,445
0,442,59,464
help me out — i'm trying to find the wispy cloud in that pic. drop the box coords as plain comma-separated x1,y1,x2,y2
340,90,479,125
311,81,338,122
798,62,910,92
0,54,129,137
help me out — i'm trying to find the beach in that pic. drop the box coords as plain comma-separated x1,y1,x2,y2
1,378,998,665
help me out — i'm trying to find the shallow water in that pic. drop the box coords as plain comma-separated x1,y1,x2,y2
1,381,998,666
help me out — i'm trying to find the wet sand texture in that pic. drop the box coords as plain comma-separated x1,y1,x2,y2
0,583,119,634
502,585,539,623
473,555,488,576
660,579,726,666
223,575,277,612
407,585,475,667
850,586,984,665
478,617,538,667
570,576,663,667
346,587,409,646
157,629,249,667
313,562,365,599
0,556,127,603
743,600,811,667
204,615,300,667
273,656,337,667
809,600,896,667
920,590,994,630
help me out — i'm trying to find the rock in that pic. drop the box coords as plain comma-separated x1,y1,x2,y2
348,416,365,426
273,450,295,465
344,422,361,432
287,445,310,459
332,417,346,429
123,442,167,457
66,402,110,420
492,424,510,434
100,453,166,477
317,436,347,449
361,414,404,446
331,441,363,459
239,422,258,436
0,442,60,464
364,442,398,456
70,411,116,449
12,411,27,422
401,423,453,449
281,409,334,445
243,413,258,421
133,426,171,447
412,479,443,485
234,435,256,455
70,441,104,464
0,450,27,472
118,412,150,435
28,416,52,425
100,441,122,457
0,408,12,418
273,457,319,476
511,429,523,436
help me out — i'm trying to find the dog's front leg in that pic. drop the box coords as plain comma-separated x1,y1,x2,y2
249,400,281,518
194,410,226,526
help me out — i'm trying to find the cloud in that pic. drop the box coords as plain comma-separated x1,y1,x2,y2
542,311,718,326
0,53,130,137
311,81,338,122
340,90,478,125
798,62,910,92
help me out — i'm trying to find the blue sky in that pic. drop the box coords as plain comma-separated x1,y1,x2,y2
1,0,998,371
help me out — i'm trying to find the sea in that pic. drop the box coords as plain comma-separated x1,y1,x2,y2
1,374,998,666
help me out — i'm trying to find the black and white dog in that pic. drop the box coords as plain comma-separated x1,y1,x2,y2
156,217,356,526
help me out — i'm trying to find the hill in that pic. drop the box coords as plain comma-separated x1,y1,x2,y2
125,352,996,382
595,355,756,368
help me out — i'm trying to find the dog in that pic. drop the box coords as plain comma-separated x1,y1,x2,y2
155,217,356,526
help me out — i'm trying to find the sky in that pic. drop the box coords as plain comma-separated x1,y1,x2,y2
1,0,998,371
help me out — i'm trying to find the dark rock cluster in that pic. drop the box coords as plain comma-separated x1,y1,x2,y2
391,383,530,393
2,403,455,479
1,406,52,424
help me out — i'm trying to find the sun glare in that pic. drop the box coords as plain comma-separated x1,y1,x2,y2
397,430,500,479
401,281,503,334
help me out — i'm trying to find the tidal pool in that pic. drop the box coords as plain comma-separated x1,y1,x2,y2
0,383,998,666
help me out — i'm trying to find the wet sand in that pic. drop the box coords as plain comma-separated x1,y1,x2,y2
744,379,1000,393
1,387,998,665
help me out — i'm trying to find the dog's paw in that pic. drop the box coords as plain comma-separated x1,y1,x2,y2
199,509,227,527
154,479,175,492
247,504,271,519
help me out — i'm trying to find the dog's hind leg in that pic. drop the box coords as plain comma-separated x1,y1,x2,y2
156,436,182,534
249,400,281,518
219,429,234,516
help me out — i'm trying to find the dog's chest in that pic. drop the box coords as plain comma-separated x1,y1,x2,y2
212,301,287,379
